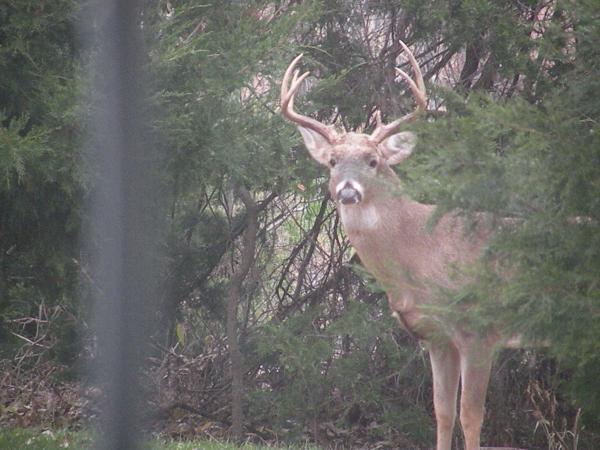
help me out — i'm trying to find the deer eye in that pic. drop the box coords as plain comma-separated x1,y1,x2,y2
329,158,337,167
368,158,378,168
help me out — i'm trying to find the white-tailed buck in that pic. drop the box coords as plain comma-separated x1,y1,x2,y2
281,42,518,450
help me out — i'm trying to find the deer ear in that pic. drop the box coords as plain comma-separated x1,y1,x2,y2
297,126,332,166
379,131,416,165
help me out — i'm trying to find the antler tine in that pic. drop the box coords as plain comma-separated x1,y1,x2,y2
370,40,427,144
397,40,426,110
287,68,309,111
281,54,303,103
281,54,338,143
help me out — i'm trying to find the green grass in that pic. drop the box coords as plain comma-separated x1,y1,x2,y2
0,428,322,450
0,428,92,449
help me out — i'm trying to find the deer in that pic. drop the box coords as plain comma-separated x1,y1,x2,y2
281,41,520,450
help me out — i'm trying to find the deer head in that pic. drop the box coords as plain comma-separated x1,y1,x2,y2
281,41,426,207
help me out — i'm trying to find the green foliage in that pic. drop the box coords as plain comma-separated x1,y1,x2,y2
145,2,336,336
0,0,81,362
148,0,318,189
250,299,432,446
0,0,77,122
408,0,600,428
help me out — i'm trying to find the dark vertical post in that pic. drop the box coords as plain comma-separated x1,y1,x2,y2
82,2,160,449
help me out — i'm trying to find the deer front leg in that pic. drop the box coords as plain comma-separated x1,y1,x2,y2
459,345,493,450
428,342,461,450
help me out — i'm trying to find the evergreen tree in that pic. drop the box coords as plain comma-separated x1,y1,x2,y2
0,0,81,364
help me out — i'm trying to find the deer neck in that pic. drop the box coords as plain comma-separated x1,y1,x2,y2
338,173,423,237
337,173,437,298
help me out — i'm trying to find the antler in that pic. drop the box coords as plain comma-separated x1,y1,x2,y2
369,40,427,144
280,54,339,144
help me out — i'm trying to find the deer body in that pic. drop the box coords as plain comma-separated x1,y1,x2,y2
281,43,510,450
325,133,492,336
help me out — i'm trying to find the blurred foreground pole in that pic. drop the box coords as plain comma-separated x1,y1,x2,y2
82,1,160,449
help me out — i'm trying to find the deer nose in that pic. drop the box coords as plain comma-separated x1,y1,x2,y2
337,182,362,205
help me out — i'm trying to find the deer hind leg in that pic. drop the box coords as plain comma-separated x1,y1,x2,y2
428,342,460,450
459,346,493,450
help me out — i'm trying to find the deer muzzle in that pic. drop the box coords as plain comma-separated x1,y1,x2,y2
336,181,363,205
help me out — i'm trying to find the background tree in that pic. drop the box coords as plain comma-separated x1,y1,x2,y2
0,0,81,366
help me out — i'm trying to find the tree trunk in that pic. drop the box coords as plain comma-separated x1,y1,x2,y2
459,43,482,90
226,186,258,441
